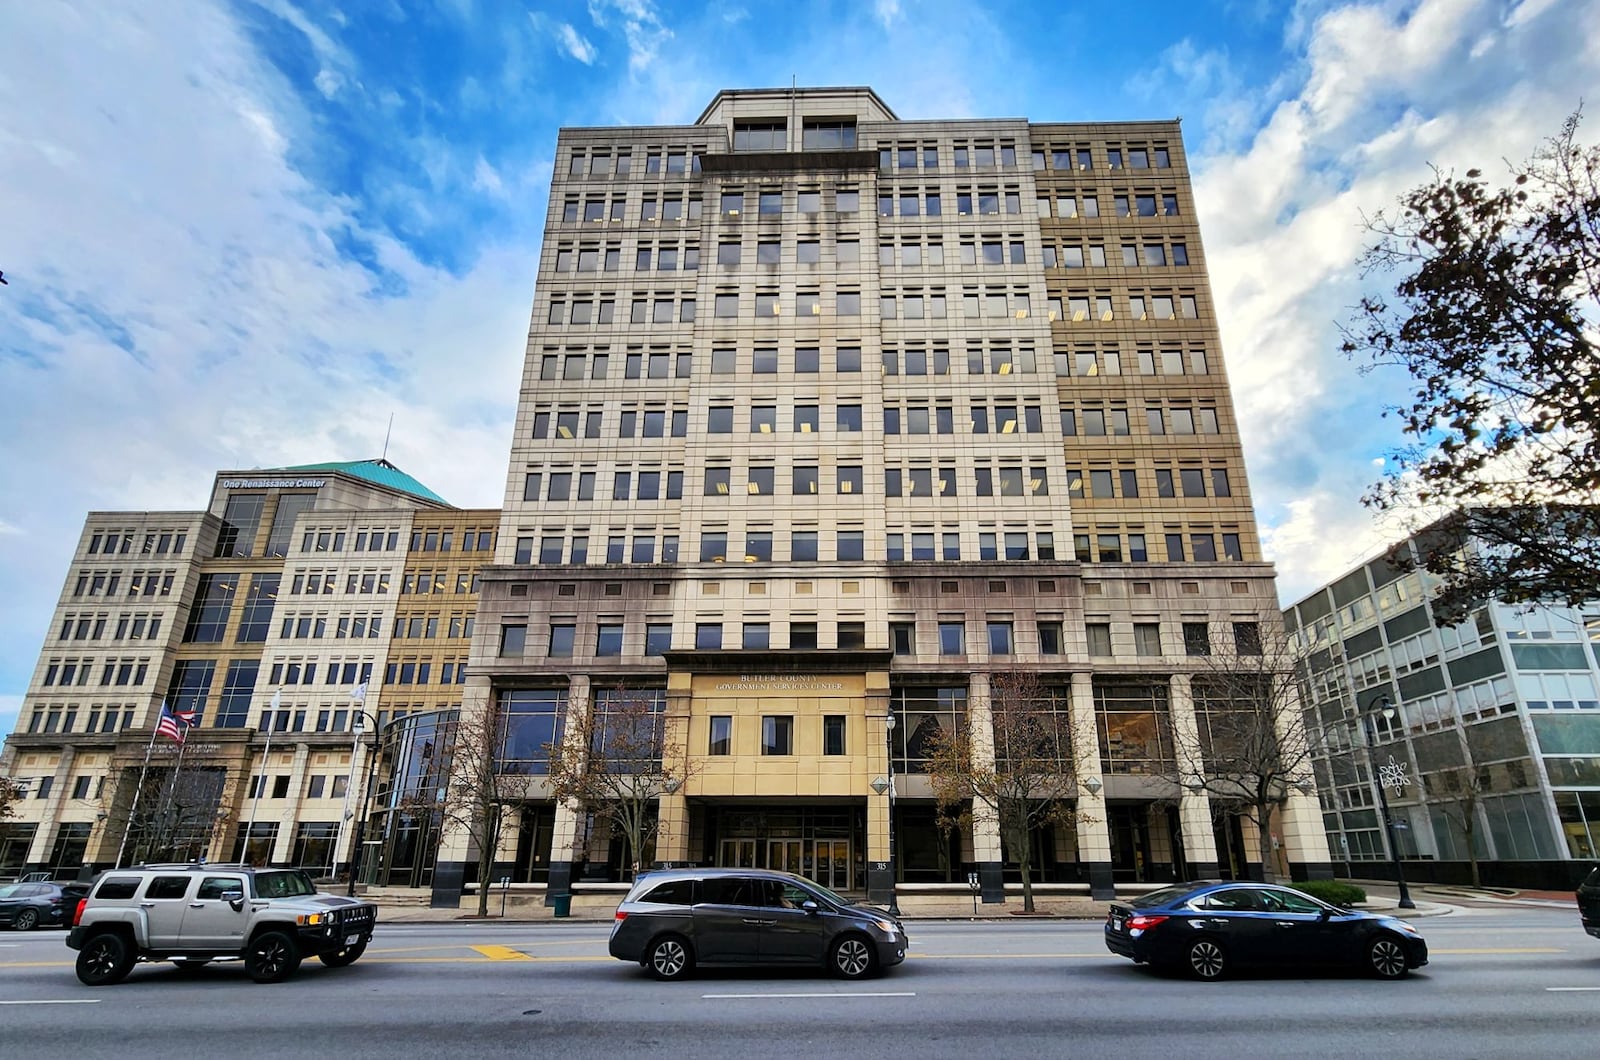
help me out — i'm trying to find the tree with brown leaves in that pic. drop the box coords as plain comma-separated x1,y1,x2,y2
924,670,1084,913
546,687,693,881
1345,109,1600,625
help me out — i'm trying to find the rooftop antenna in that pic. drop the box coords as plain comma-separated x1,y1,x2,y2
380,413,395,465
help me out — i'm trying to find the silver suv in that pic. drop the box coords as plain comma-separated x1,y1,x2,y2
67,863,377,985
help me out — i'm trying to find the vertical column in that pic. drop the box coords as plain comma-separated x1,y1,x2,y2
967,671,1005,903
1070,671,1114,899
545,675,591,906
1169,673,1219,878
271,743,310,865
865,702,892,905
655,672,694,867
431,675,486,908
25,746,77,870
1273,677,1334,880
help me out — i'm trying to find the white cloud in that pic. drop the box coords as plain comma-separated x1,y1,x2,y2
874,0,902,29
587,0,673,75
313,67,342,97
556,22,598,64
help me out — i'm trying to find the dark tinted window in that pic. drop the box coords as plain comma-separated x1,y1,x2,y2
1129,884,1195,909
94,876,143,900
700,877,766,906
1202,888,1262,911
145,876,192,900
1258,888,1323,914
642,879,696,905
197,876,246,900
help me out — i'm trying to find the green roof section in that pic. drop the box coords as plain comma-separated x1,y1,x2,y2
277,458,451,506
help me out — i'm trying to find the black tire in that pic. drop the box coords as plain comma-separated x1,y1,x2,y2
245,930,302,984
12,908,39,932
318,940,368,968
1185,937,1227,981
1367,934,1410,980
645,935,694,981
830,934,877,980
76,932,135,986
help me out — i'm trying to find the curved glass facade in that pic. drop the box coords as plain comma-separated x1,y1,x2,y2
366,709,457,887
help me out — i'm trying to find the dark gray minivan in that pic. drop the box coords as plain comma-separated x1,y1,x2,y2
608,868,908,980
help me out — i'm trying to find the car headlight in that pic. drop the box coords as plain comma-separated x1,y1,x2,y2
296,913,329,926
1390,920,1418,934
872,918,897,934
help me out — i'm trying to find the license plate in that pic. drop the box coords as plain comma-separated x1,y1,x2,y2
1111,917,1124,931
344,934,361,946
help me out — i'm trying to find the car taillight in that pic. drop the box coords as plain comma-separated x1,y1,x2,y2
72,899,88,927
1127,915,1168,932
614,910,628,921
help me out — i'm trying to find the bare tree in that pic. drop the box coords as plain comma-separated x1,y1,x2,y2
103,760,233,866
1424,766,1489,888
546,687,694,880
398,700,524,918
1177,623,1319,884
0,776,21,825
924,670,1084,913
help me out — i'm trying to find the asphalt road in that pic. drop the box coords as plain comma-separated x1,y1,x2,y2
2,908,1595,1060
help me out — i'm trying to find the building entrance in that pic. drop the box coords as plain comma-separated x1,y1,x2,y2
706,805,863,892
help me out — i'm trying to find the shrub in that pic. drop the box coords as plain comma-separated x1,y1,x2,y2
1294,879,1367,907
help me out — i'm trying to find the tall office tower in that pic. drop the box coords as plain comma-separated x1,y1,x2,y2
454,87,1329,907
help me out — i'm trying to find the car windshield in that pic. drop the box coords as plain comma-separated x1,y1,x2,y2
253,871,317,898
1129,885,1199,909
796,879,850,908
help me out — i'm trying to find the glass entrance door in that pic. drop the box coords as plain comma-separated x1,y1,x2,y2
810,839,851,891
719,838,757,868
768,839,804,874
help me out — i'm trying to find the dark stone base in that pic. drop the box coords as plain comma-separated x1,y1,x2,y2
1086,861,1115,900
544,861,575,906
1190,861,1219,881
1291,861,1336,882
979,861,1005,904
430,861,466,908
866,864,893,906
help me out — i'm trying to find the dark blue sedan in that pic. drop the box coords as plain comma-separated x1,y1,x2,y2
1105,881,1428,981
0,881,89,931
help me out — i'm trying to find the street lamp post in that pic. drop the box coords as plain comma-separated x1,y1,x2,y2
871,714,901,917
1358,697,1415,910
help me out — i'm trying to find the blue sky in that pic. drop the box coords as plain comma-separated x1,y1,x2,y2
1,0,1595,738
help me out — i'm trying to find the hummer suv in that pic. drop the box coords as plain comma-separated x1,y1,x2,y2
67,863,378,985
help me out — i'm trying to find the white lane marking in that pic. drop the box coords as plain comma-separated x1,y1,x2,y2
1546,987,1600,992
0,999,103,1006
702,992,915,999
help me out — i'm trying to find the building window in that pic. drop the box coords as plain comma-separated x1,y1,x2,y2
743,623,770,650
1183,622,1211,656
709,716,732,755
1038,621,1063,656
499,624,526,658
938,621,965,655
891,622,915,656
790,622,819,650
695,623,723,650
734,120,786,151
791,531,818,561
987,621,1014,655
596,624,624,656
646,623,673,655
549,624,576,657
762,715,794,755
824,715,847,756
1234,622,1262,655
1087,622,1113,657
1134,623,1162,657
838,622,866,650
837,531,864,561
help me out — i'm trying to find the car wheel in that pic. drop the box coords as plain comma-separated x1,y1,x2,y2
645,935,694,981
245,930,303,984
1367,934,1410,980
318,940,368,968
12,908,39,932
76,933,136,986
830,935,877,980
1185,937,1227,981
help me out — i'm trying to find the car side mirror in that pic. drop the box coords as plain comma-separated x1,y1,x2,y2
222,890,245,911
800,900,820,915
1318,908,1333,922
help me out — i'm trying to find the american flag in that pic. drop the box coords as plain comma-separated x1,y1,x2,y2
172,702,198,725
155,705,185,744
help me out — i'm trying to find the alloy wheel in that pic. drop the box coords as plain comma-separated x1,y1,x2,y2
1368,936,1409,979
13,908,38,931
1187,938,1226,980
833,937,873,979
649,937,689,980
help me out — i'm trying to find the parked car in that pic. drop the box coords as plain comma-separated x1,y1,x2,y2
1105,880,1428,981
67,863,377,985
1579,865,1600,939
0,881,90,931
608,867,908,981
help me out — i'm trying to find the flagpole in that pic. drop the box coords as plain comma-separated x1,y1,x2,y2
154,726,191,858
113,704,164,868
244,689,279,866
334,683,369,881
